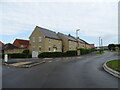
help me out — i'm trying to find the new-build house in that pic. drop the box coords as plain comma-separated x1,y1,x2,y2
57,33,77,52
13,39,29,49
3,43,25,54
78,38,90,49
29,26,62,57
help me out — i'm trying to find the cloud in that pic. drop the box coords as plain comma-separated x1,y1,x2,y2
0,2,118,45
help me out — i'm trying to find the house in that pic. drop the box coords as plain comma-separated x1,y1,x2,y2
79,39,90,49
0,41,4,47
57,33,77,52
3,43,25,54
77,38,86,49
0,41,4,54
13,39,29,49
29,26,62,57
89,44,95,49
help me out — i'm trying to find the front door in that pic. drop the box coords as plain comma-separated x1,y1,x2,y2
54,48,56,52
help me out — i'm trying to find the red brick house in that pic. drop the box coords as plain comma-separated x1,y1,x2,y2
89,44,95,48
0,41,4,47
13,39,30,49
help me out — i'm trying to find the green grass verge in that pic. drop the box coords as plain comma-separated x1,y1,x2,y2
106,59,120,72
96,51,104,54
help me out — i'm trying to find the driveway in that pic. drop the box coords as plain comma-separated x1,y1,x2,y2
2,51,119,88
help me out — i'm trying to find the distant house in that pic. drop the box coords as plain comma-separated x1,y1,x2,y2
13,39,29,49
3,43,25,54
29,26,62,57
0,41,4,47
89,44,95,49
57,33,77,52
0,41,4,54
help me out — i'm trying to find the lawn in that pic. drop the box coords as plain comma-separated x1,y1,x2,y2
106,59,120,72
96,51,104,54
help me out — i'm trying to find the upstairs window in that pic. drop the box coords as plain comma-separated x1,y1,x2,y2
49,39,51,43
58,40,61,44
39,37,42,42
33,37,35,42
39,46,41,51
32,46,35,51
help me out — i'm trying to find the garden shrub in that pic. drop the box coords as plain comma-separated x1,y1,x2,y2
38,52,63,58
8,53,27,58
78,48,95,55
66,50,77,56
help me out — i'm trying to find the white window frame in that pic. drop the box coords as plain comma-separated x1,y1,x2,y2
32,46,35,51
33,37,35,42
58,40,61,44
39,37,42,42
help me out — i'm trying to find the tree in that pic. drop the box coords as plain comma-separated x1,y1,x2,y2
22,50,29,55
108,44,116,51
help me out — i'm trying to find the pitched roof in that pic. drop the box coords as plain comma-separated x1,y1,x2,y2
3,43,20,50
36,26,61,40
13,39,29,45
78,38,89,44
58,32,77,42
0,41,4,47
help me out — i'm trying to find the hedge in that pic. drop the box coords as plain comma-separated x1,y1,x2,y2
2,53,32,59
78,48,95,55
8,53,27,58
66,50,77,56
38,52,64,58
38,50,77,58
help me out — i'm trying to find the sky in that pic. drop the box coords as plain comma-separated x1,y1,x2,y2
0,0,119,46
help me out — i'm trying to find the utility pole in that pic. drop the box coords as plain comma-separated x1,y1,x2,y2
99,37,101,49
101,38,103,51
99,37,101,53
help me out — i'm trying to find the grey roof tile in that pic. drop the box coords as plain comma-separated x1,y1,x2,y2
37,26,61,40
58,32,77,42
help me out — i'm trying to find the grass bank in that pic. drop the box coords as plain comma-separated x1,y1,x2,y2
96,51,104,55
106,59,120,72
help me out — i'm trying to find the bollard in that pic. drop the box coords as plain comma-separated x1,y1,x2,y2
4,54,8,62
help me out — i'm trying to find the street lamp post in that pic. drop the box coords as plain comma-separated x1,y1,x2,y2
76,29,80,55
76,29,80,38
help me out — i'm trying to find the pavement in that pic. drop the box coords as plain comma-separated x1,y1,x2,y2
2,51,120,88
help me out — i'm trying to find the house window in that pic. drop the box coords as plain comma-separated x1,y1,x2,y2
39,37,42,42
49,39,51,43
39,46,41,51
48,47,51,52
21,45,24,47
33,37,35,42
33,46,35,51
58,40,61,44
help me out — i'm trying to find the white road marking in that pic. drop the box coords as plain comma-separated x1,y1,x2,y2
56,60,60,61
48,61,52,62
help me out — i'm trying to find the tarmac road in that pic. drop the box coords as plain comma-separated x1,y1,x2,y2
2,51,119,88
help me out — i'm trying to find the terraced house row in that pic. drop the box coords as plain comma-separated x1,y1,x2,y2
29,26,94,57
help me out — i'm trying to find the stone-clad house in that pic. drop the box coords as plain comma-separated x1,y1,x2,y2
57,33,77,52
78,38,90,49
29,26,62,57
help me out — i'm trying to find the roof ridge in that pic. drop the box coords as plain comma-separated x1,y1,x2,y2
16,39,29,41
37,26,56,34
